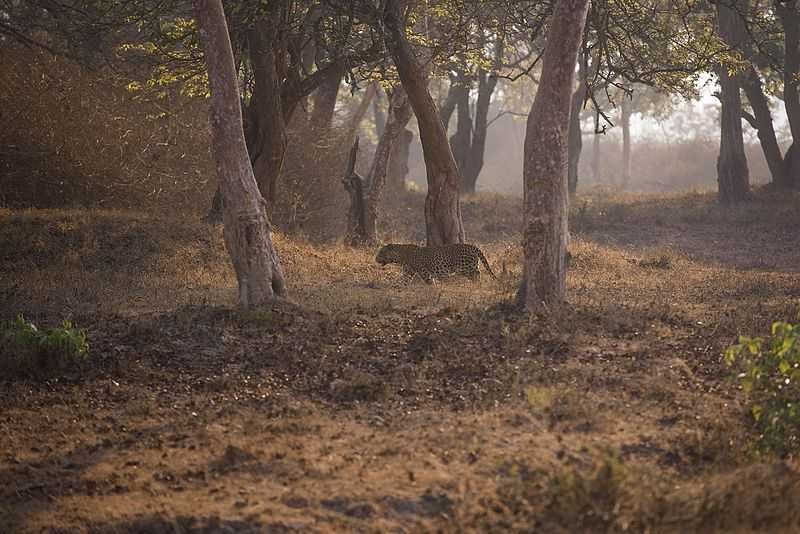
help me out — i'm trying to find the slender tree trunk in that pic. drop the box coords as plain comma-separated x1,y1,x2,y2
567,87,585,195
439,78,459,130
716,1,750,204
364,87,414,243
450,74,472,182
310,64,345,130
518,0,589,313
620,96,632,189
387,128,413,194
346,82,377,142
462,56,500,193
373,82,387,138
194,0,286,308
591,111,600,183
383,0,465,245
741,66,789,186
567,52,587,195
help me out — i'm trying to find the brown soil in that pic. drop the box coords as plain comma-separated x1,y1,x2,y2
2,190,800,533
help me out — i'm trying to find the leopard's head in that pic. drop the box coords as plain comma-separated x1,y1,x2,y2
376,244,403,265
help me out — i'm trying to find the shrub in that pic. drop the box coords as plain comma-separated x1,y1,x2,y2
725,321,800,455
0,315,89,378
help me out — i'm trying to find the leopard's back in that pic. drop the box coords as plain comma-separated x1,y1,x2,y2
376,243,496,282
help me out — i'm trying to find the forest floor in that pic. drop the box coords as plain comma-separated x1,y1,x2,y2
2,189,800,533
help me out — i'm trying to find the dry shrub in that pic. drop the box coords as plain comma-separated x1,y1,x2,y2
0,44,215,214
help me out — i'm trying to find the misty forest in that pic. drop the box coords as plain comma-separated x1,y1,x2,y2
3,0,800,531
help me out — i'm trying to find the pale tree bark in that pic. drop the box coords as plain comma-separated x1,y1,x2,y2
716,1,750,203
620,95,632,189
364,87,414,243
194,0,286,308
383,0,465,245
518,0,590,312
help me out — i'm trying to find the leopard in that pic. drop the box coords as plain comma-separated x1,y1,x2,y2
375,243,498,283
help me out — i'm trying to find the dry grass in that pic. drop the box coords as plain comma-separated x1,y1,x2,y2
2,190,800,532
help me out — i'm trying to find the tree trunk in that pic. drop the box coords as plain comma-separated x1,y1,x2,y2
310,64,345,130
518,0,589,313
450,74,472,184
346,82,377,142
373,82,387,138
462,56,500,193
205,15,288,223
194,0,286,308
343,138,368,245
383,0,465,245
387,128,413,194
716,1,750,204
620,96,632,189
777,2,800,187
247,20,290,210
439,78,459,131
741,67,788,186
591,111,600,183
364,87,414,243
567,52,587,195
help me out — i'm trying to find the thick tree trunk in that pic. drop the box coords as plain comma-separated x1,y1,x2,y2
387,128,413,194
364,87,414,243
206,15,288,223
247,21,289,211
194,0,286,308
620,96,632,189
716,1,750,204
518,0,589,313
310,64,345,130
383,0,465,245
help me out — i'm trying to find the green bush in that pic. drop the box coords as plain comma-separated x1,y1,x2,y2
0,314,89,378
725,321,800,455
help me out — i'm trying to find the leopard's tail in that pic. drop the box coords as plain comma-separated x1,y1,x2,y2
477,249,499,281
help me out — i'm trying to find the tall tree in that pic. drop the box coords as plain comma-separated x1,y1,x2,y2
194,0,286,308
518,0,590,312
383,0,466,245
716,0,750,204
